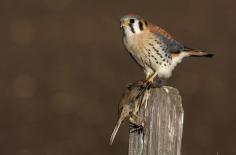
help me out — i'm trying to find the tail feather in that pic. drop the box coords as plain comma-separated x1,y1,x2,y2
184,46,214,58
183,46,214,58
186,50,214,58
109,116,123,145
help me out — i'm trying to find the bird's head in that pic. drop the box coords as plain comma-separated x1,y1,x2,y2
120,14,148,37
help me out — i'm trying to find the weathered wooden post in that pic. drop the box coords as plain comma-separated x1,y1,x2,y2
129,86,184,155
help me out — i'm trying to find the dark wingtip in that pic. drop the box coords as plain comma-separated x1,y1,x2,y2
205,53,215,58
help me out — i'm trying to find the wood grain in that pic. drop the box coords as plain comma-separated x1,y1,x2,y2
128,86,184,155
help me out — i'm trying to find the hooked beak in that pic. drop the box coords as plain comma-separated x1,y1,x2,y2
120,20,129,30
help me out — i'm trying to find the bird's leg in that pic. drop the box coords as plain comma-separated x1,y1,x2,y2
136,72,158,99
129,113,144,134
138,87,150,110
145,71,158,86
129,123,143,134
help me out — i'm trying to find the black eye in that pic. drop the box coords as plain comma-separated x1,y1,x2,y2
129,19,135,24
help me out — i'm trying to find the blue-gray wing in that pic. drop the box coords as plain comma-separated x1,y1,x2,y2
155,32,190,53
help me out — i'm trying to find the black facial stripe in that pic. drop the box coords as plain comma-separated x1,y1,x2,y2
139,21,143,31
129,24,135,33
144,20,148,26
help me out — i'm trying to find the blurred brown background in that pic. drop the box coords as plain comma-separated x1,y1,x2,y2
0,0,235,154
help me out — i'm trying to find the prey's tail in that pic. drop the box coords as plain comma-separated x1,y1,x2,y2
109,116,124,145
184,47,214,58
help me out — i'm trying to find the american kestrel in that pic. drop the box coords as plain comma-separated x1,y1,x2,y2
120,14,214,87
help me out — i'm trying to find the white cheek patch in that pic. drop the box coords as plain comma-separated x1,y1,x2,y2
132,22,142,33
124,22,143,37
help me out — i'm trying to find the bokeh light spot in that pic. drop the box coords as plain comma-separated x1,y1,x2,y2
10,19,35,46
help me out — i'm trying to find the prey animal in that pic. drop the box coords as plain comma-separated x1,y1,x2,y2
120,14,214,87
109,81,145,145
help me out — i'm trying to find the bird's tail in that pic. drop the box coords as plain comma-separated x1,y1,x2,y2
187,50,214,58
109,116,124,145
184,47,214,58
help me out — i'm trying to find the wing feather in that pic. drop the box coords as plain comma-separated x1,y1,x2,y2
148,23,186,53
